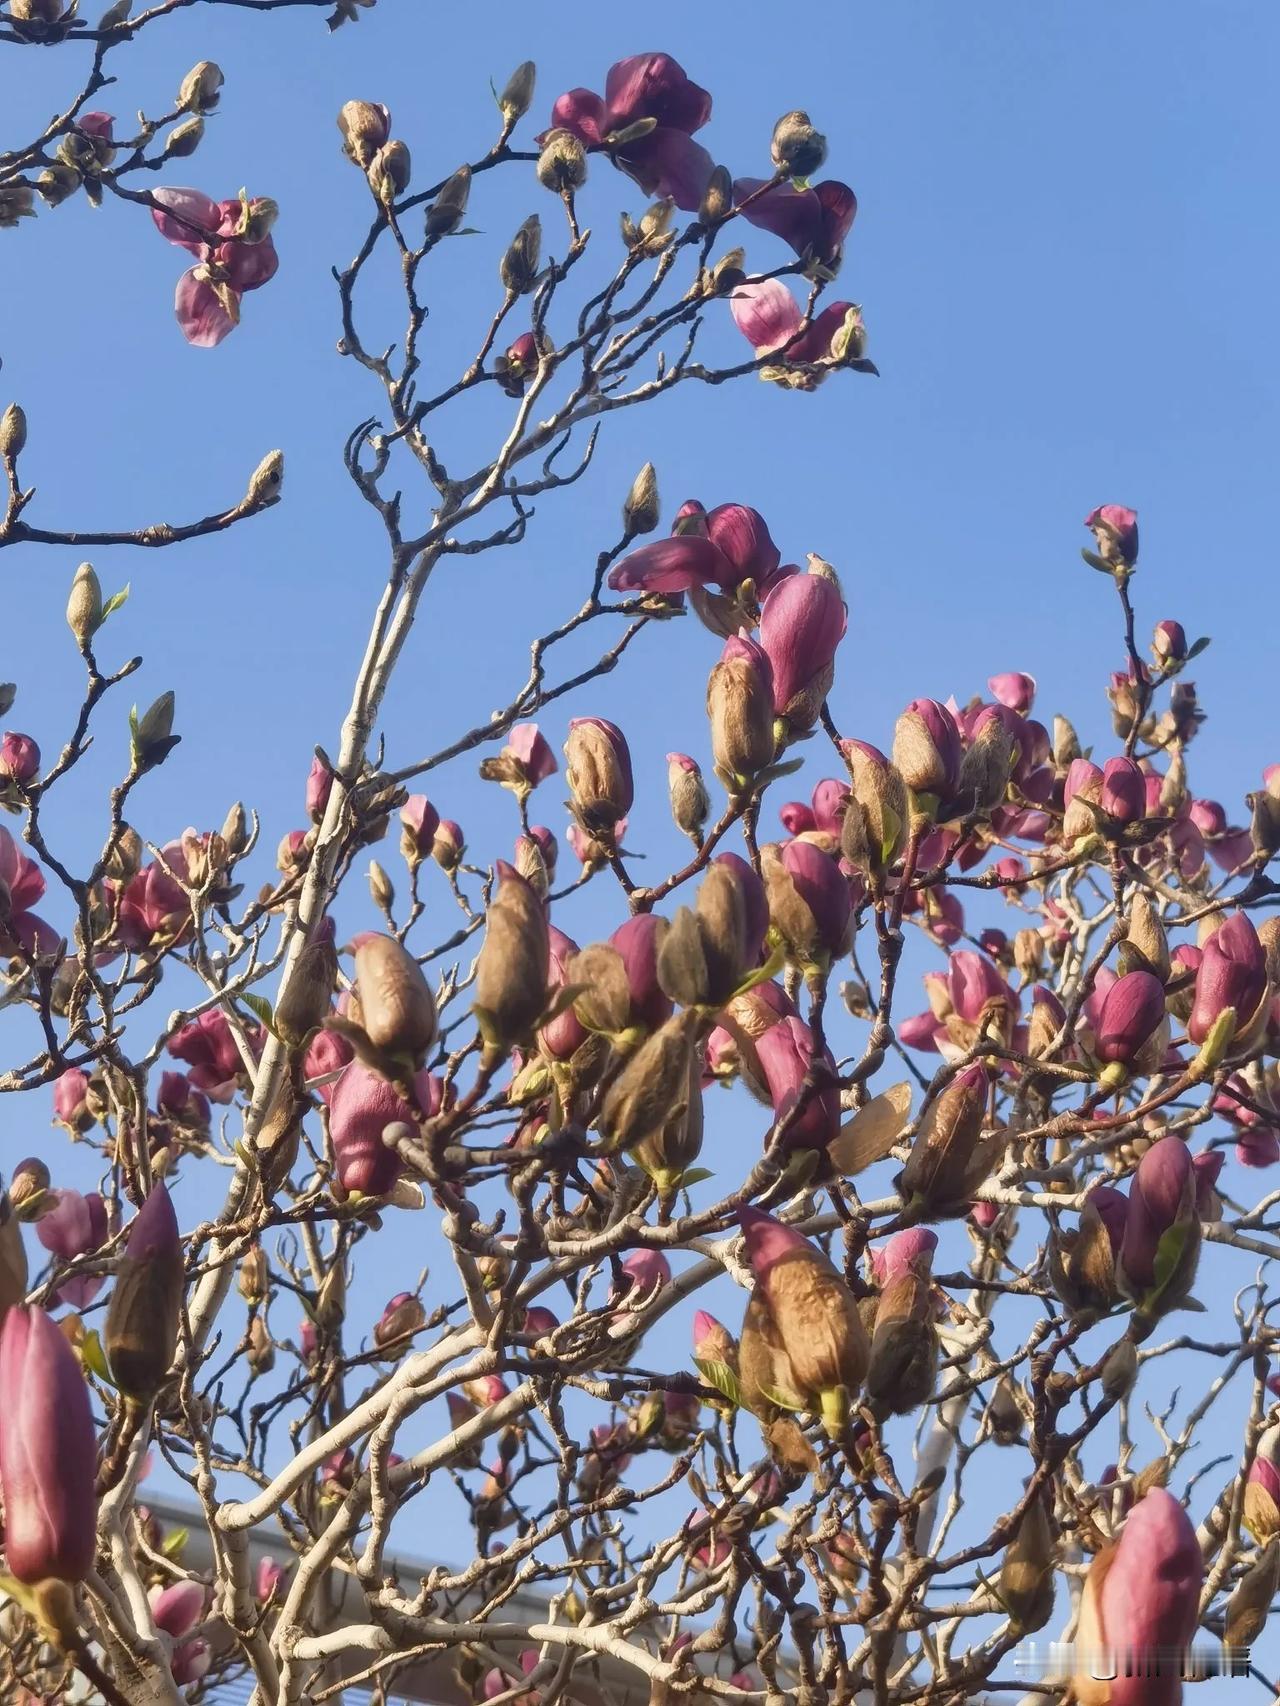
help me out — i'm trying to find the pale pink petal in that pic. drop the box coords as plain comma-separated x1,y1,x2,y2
730,279,803,354
175,270,238,347
151,186,221,253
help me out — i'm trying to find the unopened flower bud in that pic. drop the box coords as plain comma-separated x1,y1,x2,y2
1152,618,1187,664
238,1244,269,1303
666,752,710,846
66,562,103,644
374,1290,425,1349
839,740,907,878
246,1315,274,1375
177,60,223,112
351,932,437,1064
622,461,660,536
564,718,633,844
8,1156,51,1221
36,162,82,205
998,1493,1056,1631
133,690,178,770
500,214,542,294
536,129,587,194
498,60,537,127
369,139,411,204
104,1183,184,1404
707,634,775,787
0,403,27,459
163,115,205,158
426,164,471,237
473,862,549,1057
698,164,732,225
770,110,828,179
432,818,465,871
245,449,284,509
337,100,391,168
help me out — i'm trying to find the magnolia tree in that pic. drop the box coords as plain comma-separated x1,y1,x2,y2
3,9,1280,1706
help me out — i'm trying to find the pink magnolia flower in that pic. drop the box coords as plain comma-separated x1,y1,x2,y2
168,1006,255,1102
171,1639,212,1686
987,672,1036,714
36,1188,109,1308
255,1557,286,1602
540,924,587,1061
113,852,190,950
609,500,786,597
618,1248,672,1298
1085,503,1139,568
0,825,58,956
0,731,40,785
328,1061,447,1198
731,279,860,376
503,722,557,787
0,1306,98,1586
759,568,847,731
149,1579,207,1638
305,755,334,823
732,176,857,268
546,53,714,210
151,186,279,347
53,1066,93,1134
611,912,675,1033
399,794,441,863
756,1014,841,1151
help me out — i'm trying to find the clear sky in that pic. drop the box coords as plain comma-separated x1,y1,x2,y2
4,0,1280,1686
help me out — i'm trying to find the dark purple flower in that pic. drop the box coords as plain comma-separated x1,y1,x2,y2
547,53,714,210
1099,756,1146,825
732,176,856,268
610,500,781,597
1188,913,1268,1044
755,1014,841,1151
1093,970,1166,1065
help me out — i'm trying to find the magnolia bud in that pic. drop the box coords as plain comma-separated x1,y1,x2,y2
177,60,223,112
707,634,775,786
536,129,587,194
1100,1335,1138,1400
426,165,471,237
564,718,633,843
245,449,284,509
498,60,537,127
598,1012,699,1157
473,863,549,1056
1226,1537,1280,1650
0,1184,28,1321
698,164,732,225
998,1493,1056,1631
133,690,178,770
897,1066,1000,1217
500,214,541,294
7,1157,50,1222
163,116,205,159
337,100,391,168
220,801,248,858
368,139,411,203
667,753,710,846
247,1315,275,1375
104,1184,184,1404
352,932,437,1063
770,110,827,178
66,562,103,644
0,403,27,459
238,1245,269,1303
622,461,660,536
37,162,81,205
374,1291,425,1349
840,740,907,877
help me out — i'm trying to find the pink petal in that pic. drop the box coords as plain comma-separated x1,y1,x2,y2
175,270,238,347
618,129,714,211
548,88,607,146
218,235,279,294
608,535,728,594
730,279,803,354
151,186,221,253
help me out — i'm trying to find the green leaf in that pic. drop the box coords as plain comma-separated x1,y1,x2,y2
1080,548,1117,575
677,1167,714,1188
242,992,277,1036
1187,635,1211,660
161,1527,189,1558
694,1357,742,1409
757,1382,808,1414
80,1328,113,1385
100,584,130,622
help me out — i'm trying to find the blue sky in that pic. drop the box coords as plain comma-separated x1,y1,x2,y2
4,0,1280,1680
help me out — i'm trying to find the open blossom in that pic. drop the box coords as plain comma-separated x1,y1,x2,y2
0,824,58,956
1188,912,1269,1043
169,1005,257,1102
609,500,787,598
151,186,279,347
36,1188,109,1307
546,52,714,209
732,176,857,269
113,849,190,949
730,279,862,381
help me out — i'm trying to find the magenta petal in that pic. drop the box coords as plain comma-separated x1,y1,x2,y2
219,234,279,293
151,186,221,252
0,827,46,912
548,88,607,145
175,271,237,347
618,129,715,211
730,279,803,354
603,53,712,135
814,180,858,252
608,535,728,594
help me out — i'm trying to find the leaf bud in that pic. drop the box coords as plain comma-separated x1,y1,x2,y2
177,61,223,112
